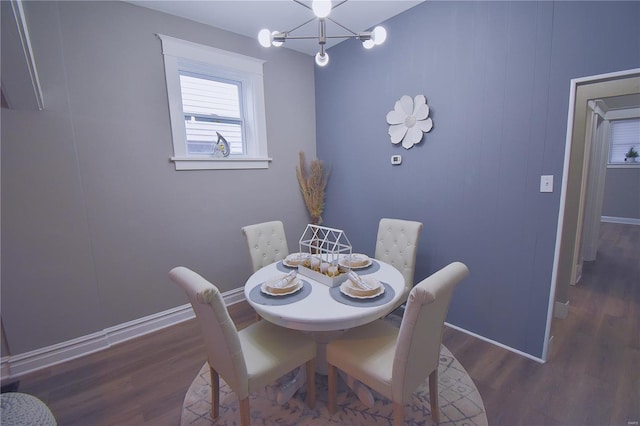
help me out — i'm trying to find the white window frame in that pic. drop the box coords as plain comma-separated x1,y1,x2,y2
158,34,271,170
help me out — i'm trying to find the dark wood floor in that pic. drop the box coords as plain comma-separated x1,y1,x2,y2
7,222,639,425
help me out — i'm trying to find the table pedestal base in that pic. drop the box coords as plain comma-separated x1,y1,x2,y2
276,367,306,405
338,371,375,408
309,330,346,375
275,329,375,408
274,367,375,408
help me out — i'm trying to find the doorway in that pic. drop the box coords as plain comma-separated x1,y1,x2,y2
543,68,640,361
578,93,640,277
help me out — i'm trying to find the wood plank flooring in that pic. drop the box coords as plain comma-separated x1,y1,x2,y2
6,222,639,425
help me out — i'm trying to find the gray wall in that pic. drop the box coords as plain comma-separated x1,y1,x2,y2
602,168,640,219
316,1,640,357
1,1,316,355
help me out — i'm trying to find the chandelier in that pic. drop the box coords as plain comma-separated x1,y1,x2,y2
258,0,387,67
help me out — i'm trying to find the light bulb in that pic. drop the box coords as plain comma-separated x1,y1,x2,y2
315,51,329,66
372,26,387,45
312,0,332,18
271,31,283,47
362,39,375,49
258,29,272,47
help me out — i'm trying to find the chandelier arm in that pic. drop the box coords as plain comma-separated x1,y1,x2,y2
325,16,358,36
279,35,335,41
293,0,311,11
324,35,362,39
332,0,349,10
281,17,317,35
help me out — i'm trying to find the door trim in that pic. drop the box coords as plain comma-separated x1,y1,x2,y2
543,68,640,361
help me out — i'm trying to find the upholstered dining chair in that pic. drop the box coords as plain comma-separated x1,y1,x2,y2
169,266,316,426
241,220,290,272
326,262,469,426
374,218,424,312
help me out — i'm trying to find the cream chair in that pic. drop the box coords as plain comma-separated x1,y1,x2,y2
169,267,316,426
241,220,290,272
326,262,469,426
374,218,424,311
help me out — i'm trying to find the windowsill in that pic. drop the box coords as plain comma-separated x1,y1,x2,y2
607,162,640,169
171,156,272,170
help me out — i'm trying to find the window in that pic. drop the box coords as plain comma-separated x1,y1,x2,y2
180,71,244,155
609,118,640,164
158,34,270,170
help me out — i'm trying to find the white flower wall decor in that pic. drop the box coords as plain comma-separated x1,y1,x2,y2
386,95,433,149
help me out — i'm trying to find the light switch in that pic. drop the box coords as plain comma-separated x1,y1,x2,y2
391,155,402,165
540,175,553,193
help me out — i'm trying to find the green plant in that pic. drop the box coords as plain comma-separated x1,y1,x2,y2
625,147,639,159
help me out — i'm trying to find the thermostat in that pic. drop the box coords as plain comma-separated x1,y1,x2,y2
391,155,402,165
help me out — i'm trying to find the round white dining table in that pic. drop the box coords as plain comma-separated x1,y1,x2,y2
244,258,405,406
243,258,405,333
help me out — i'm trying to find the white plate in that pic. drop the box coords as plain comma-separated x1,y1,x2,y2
338,254,372,269
282,253,309,268
339,280,385,299
261,279,303,296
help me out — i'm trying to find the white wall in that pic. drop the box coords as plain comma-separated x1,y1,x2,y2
602,168,640,220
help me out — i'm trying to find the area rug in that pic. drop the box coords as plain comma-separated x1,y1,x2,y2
180,345,487,426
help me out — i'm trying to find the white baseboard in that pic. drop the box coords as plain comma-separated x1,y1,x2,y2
1,359,11,380
601,216,640,225
2,287,543,380
444,322,546,364
0,287,245,381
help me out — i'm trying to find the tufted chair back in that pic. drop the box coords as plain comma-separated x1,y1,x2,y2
169,266,317,425
169,267,247,395
392,262,468,403
374,218,424,311
326,262,469,425
241,221,290,272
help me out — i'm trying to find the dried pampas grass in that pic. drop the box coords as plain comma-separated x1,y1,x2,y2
296,151,330,225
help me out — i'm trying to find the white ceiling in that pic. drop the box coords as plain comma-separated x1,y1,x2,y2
125,0,424,55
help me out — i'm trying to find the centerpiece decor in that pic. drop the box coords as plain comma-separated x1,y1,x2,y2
297,224,351,287
296,151,330,225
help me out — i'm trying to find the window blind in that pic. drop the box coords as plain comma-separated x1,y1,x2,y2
609,118,640,163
